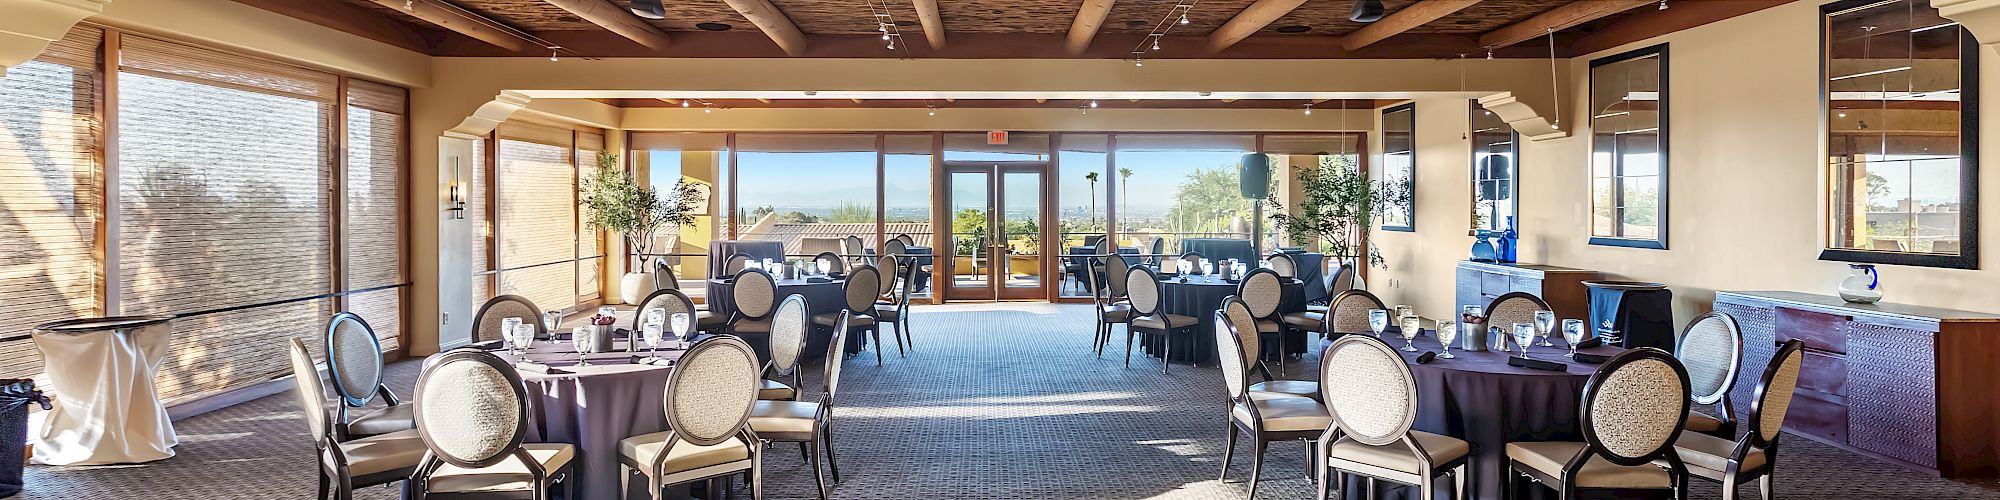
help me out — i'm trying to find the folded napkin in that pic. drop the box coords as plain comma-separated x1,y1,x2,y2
1507,356,1569,371
1573,352,1611,364
468,339,507,351
515,361,569,374
806,277,834,283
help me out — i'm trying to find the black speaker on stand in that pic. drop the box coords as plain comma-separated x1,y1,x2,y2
1241,154,1271,252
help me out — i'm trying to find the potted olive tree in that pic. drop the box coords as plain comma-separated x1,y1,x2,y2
580,152,701,304
1265,155,1410,276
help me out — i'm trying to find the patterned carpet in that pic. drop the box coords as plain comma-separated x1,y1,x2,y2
22,303,2000,499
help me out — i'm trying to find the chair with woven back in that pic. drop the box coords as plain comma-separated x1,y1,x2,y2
727,268,781,338
1124,266,1198,373
760,295,811,402
1220,296,1318,402
1087,255,1135,357
1179,252,1208,275
1505,347,1692,499
472,295,545,344
287,338,427,500
1214,301,1331,498
1677,312,1745,439
892,233,915,247
618,336,766,500
1673,339,1805,500
749,311,852,500
637,287,724,336
840,236,867,270
1315,334,1470,500
1142,236,1166,268
811,251,845,275
872,261,916,353
408,349,578,499
1268,253,1298,279
1323,289,1387,338
1480,292,1552,341
819,265,888,365
724,252,753,276
654,260,680,291
1236,268,1291,375
325,312,413,441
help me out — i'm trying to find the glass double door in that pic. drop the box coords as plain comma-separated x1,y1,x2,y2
944,161,1047,300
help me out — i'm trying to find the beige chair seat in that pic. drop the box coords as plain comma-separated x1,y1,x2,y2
1328,430,1470,475
1306,304,1329,314
1505,441,1673,489
1281,311,1325,330
426,443,576,494
695,310,726,328
345,403,415,437
1100,303,1135,322
1132,314,1199,331
618,432,753,477
1230,396,1332,432
730,319,772,334
336,429,428,480
873,304,901,321
748,400,821,436
1254,318,1282,334
814,313,876,328
1250,380,1319,400
757,379,797,401
1684,411,1726,433
1672,431,1766,477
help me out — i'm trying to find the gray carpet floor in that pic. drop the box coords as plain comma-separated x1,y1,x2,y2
21,303,2000,499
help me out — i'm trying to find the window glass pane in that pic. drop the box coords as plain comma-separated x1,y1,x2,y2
735,134,877,257
1264,133,1364,271
496,137,577,311
1058,134,1107,298
1115,134,1257,255
345,82,405,350
884,134,933,297
633,132,726,283
1589,45,1666,246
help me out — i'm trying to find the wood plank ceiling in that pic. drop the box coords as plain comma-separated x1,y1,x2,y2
248,0,1786,60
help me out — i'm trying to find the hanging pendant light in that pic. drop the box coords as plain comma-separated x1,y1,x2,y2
1348,0,1385,23
628,0,665,19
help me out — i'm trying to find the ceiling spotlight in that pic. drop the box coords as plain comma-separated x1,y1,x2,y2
927,106,937,116
1658,0,1668,10
882,33,891,41
1179,14,1190,25
1304,104,1313,115
1152,38,1162,51
1090,100,1099,108
1837,110,1848,118
1348,0,1385,22
681,100,691,108
404,0,415,10
1135,59,1144,67
1081,106,1089,115
549,49,559,62
887,41,895,49
628,0,665,19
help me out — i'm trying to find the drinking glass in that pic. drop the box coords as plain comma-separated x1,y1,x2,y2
641,322,663,359
1201,261,1214,276
511,324,536,361
645,308,666,330
1512,323,1536,358
816,258,831,275
1399,316,1421,352
1562,318,1587,358
541,311,561,334
670,312,692,347
1394,305,1415,323
500,317,523,353
1367,309,1389,338
571,326,594,366
1435,320,1458,359
1534,310,1557,346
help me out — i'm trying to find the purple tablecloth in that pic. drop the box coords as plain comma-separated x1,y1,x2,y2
1149,274,1306,364
1339,330,1620,500
497,340,681,500
705,276,851,360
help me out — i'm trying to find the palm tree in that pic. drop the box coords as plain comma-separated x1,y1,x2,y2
1118,167,1133,223
1084,171,1101,226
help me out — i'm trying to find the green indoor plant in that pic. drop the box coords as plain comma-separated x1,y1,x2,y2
580,151,701,304
1265,155,1410,271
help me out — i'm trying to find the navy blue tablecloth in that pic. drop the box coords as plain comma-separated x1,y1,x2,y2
705,277,848,361
1148,274,1306,364
708,240,784,278
1179,238,1256,267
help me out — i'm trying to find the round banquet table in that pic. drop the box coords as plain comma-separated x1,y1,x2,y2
705,276,852,360
1149,274,1306,364
492,339,683,500
1338,329,1622,500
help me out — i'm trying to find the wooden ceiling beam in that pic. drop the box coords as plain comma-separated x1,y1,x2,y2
912,0,947,49
1064,0,1116,56
1206,0,1308,53
232,0,434,53
362,0,532,52
542,0,673,51
721,0,809,56
1342,0,1482,51
1477,0,1650,49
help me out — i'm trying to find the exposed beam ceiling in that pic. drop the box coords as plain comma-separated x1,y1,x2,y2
1206,0,1308,53
1064,0,1116,56
912,0,946,49
362,0,532,51
1343,0,1483,51
720,0,809,56
232,0,433,52
1478,0,1650,49
542,0,672,51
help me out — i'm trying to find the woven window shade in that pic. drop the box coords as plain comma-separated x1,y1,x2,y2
498,120,574,148
497,136,577,310
576,131,604,302
118,37,336,403
471,137,493,305
345,80,406,351
0,25,102,379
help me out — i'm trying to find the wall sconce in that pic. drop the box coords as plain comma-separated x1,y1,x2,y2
447,156,467,220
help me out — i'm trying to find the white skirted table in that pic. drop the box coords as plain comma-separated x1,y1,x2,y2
29,315,178,465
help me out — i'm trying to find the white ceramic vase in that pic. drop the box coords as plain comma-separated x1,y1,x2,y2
620,272,655,305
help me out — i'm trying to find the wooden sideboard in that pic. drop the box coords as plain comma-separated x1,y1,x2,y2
1714,291,2000,477
1453,261,1598,320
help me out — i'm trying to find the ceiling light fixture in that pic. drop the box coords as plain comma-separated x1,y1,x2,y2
1081,105,1089,115
629,0,666,19
1180,14,1190,25
1129,1,1196,68
927,106,937,116
1303,103,1313,115
405,0,415,11
1090,100,1100,108
1348,0,1385,22
681,100,690,108
549,47,560,62
1657,0,1668,10
1152,37,1162,51
863,1,909,58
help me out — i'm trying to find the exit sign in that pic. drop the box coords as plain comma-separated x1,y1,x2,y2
987,130,1009,145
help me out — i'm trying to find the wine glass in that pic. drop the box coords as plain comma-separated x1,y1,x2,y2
816,258,831,275
641,321,664,360
645,308,666,329
541,311,560,335
1534,310,1557,347
1367,309,1389,338
510,324,536,362
1395,305,1415,323
1201,261,1214,276
1562,318,1587,358
500,317,523,353
670,312,692,347
571,326,594,366
1512,323,1536,358
1399,316,1421,352
1435,319,1457,359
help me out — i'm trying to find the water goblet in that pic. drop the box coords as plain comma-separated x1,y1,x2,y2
1367,309,1389,338
1435,320,1458,359
541,311,561,335
1512,323,1536,359
670,312,692,347
1534,310,1557,347
510,324,535,361
646,308,666,330
817,258,831,275
1399,316,1421,352
1201,261,1214,276
641,321,664,360
500,317,523,353
1394,305,1415,323
571,326,594,366
1562,318,1587,358
598,306,617,320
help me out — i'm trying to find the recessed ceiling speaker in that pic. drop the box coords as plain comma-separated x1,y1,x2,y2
1348,0,1385,23
629,0,665,19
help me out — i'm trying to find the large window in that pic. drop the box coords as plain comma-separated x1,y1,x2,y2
633,132,727,285
1115,134,1259,252
1058,134,1108,298
1471,100,1518,234
1379,103,1416,231
494,120,601,313
1589,44,1668,249
884,134,933,297
1822,0,1978,268
0,26,101,380
735,134,879,256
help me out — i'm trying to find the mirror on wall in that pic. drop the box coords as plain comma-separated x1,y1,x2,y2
1588,44,1667,249
1470,100,1517,235
1380,103,1415,232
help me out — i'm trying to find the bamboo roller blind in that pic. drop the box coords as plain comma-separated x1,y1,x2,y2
345,79,405,351
471,137,493,306
0,26,103,379
497,122,581,311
